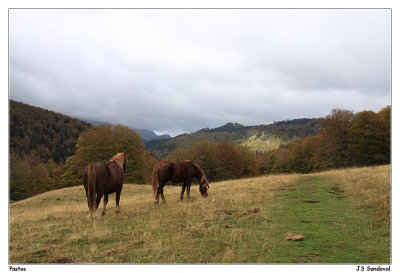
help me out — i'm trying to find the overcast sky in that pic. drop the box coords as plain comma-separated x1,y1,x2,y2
9,9,391,136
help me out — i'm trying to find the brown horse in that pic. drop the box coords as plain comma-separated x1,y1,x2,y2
152,160,210,204
83,152,127,218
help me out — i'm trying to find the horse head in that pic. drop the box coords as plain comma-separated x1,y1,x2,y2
199,175,210,197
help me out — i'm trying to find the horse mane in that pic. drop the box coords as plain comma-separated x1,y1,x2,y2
191,161,206,181
108,152,126,171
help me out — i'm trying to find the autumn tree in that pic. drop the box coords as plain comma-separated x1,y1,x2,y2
10,151,52,201
349,108,391,166
64,124,157,185
320,109,354,168
261,106,390,174
165,141,259,181
236,145,260,177
214,142,244,180
189,141,220,181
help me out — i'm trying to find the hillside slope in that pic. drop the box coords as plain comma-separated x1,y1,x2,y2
9,165,390,263
10,100,91,163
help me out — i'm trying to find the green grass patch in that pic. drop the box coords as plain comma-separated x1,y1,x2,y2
265,176,390,263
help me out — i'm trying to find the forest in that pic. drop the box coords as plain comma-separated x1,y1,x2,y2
9,100,391,202
258,107,391,174
10,123,157,201
10,100,90,163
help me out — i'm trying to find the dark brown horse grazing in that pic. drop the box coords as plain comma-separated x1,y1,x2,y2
152,160,210,204
83,152,127,218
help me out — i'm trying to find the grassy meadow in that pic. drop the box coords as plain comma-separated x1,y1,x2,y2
9,165,390,263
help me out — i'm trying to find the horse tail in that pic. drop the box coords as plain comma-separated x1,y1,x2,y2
87,163,96,218
152,164,159,197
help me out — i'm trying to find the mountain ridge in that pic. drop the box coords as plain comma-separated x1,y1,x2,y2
197,122,246,133
133,128,171,143
146,118,323,159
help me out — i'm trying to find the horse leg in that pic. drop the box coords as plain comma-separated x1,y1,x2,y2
115,191,121,213
186,179,192,200
160,187,167,204
155,185,162,205
155,180,166,204
84,187,90,208
102,194,108,216
95,192,104,216
180,180,187,200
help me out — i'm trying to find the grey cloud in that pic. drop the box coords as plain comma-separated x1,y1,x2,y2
9,9,391,136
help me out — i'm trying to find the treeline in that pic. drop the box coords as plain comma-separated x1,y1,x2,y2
10,100,90,163
10,124,158,202
10,152,67,201
165,141,259,182
259,107,391,174
162,106,390,181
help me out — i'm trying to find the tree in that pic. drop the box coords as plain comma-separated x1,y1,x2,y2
164,141,260,181
10,152,52,201
236,145,259,177
190,141,220,181
349,110,390,166
64,124,157,185
165,147,191,162
260,107,390,174
320,109,354,168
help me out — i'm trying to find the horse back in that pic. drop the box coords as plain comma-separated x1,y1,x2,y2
178,160,202,178
106,162,125,193
157,161,176,182
83,162,111,192
156,160,201,184
163,160,200,182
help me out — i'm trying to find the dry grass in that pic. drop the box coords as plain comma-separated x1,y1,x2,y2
9,173,300,263
9,166,390,263
320,165,391,226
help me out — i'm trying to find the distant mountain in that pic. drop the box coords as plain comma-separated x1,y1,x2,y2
134,128,171,143
81,119,170,143
146,118,323,159
197,122,246,133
